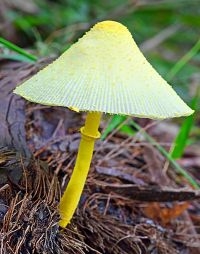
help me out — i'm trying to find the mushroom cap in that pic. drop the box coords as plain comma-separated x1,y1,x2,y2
14,20,193,119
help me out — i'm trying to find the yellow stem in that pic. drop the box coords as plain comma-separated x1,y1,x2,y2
59,112,102,228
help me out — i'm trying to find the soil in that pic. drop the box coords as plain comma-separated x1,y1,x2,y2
0,59,200,254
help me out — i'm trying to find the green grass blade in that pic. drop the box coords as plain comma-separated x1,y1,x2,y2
0,37,37,62
120,124,136,136
171,114,195,159
0,53,37,63
171,93,199,159
101,115,126,140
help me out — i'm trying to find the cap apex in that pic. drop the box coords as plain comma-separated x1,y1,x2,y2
92,20,129,33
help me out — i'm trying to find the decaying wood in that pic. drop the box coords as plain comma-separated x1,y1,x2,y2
102,182,200,202
0,60,46,157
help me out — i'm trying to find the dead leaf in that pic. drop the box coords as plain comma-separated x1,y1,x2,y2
144,202,189,224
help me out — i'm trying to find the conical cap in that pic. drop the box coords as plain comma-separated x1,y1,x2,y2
14,21,193,119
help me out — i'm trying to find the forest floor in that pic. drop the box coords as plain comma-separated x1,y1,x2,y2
0,59,200,254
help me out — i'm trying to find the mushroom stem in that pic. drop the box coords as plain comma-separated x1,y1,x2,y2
59,112,101,227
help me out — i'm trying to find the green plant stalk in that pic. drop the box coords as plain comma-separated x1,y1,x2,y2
0,37,37,62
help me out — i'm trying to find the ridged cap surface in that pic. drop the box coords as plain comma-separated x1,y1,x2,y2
14,21,193,119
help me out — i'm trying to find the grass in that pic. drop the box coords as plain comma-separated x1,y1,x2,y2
0,37,38,62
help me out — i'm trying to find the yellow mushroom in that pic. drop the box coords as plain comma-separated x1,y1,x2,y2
14,20,194,228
